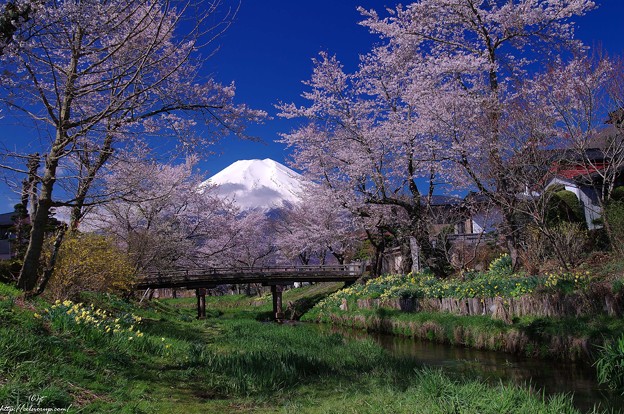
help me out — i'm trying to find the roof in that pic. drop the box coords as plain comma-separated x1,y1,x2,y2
0,213,15,227
551,162,608,180
427,195,462,206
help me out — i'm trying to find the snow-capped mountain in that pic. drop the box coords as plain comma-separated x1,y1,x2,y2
203,158,304,211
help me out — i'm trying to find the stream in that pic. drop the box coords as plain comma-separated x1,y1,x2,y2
314,324,624,413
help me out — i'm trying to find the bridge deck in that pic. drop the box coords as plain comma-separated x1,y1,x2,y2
136,264,364,290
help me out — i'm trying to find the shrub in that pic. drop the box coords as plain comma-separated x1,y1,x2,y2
0,259,21,284
548,222,588,268
519,227,548,275
605,200,624,254
46,233,136,300
611,186,624,201
594,334,624,393
545,189,585,225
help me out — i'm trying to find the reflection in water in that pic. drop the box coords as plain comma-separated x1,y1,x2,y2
315,324,623,413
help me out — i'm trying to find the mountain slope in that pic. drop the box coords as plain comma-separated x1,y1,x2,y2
203,158,304,211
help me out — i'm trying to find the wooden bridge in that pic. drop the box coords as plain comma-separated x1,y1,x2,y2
136,264,364,320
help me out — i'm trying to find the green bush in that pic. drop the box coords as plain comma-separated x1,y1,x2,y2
611,186,624,201
546,189,585,226
605,201,624,252
0,259,21,284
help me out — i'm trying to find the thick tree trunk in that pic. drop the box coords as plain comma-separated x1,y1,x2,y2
399,238,413,275
33,224,67,296
17,154,59,291
18,194,52,290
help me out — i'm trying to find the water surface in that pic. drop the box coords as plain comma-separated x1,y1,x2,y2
314,324,623,413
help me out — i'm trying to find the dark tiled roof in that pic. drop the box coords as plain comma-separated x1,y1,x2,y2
426,195,462,206
0,212,14,227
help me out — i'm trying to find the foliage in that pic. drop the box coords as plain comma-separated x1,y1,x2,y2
0,259,21,284
611,186,624,202
545,190,586,226
605,201,624,252
594,334,624,393
548,222,588,268
488,254,513,278
316,268,595,311
46,233,135,300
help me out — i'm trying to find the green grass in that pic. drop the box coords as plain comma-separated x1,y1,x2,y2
0,283,602,413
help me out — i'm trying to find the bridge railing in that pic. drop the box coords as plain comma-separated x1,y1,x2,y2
136,263,365,289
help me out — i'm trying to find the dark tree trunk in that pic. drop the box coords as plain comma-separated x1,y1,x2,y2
18,152,59,291
33,224,67,296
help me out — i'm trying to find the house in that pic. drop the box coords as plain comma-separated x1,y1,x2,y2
379,194,500,274
544,122,624,230
0,212,15,260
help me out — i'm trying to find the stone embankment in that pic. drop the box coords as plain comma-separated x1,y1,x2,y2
355,287,622,322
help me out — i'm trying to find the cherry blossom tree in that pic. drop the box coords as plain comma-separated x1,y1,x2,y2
280,0,597,276
87,157,241,274
357,0,596,267
221,210,277,268
0,0,264,291
279,52,454,277
274,185,360,265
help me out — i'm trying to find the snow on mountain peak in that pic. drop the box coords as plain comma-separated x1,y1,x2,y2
202,158,304,211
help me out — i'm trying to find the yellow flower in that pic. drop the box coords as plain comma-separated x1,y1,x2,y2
34,313,41,319
128,336,134,340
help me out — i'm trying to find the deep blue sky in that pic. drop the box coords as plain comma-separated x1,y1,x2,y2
1,1,624,210
201,0,624,176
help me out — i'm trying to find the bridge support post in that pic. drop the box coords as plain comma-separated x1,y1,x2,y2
196,288,206,319
271,285,284,321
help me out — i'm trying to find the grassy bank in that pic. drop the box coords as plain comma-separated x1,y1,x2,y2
0,282,600,413
298,267,624,362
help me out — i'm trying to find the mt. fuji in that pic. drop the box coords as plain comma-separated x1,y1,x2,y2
203,159,305,211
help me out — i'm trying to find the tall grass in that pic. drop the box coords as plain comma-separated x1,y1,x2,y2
595,334,624,393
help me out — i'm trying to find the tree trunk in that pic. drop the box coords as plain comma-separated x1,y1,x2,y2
17,154,59,291
502,210,521,270
399,237,413,274
33,224,67,296
18,194,51,290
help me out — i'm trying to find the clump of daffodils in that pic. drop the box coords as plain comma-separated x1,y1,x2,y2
43,299,145,339
544,270,591,290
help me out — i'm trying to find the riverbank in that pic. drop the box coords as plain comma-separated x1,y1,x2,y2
299,270,624,363
0,282,608,413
